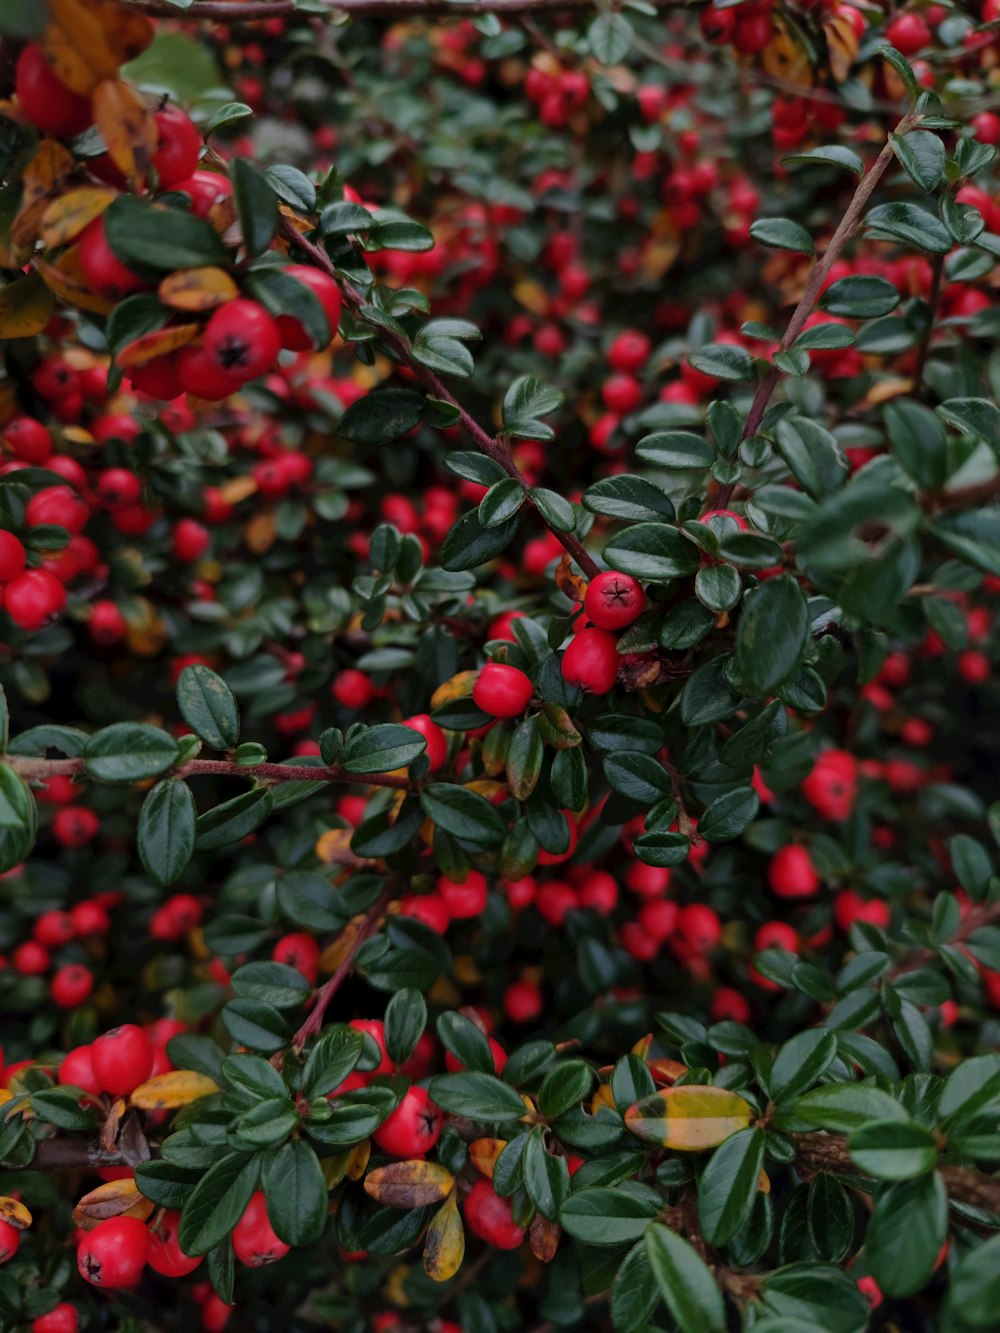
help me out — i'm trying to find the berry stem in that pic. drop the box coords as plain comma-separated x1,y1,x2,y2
292,877,397,1050
278,216,602,579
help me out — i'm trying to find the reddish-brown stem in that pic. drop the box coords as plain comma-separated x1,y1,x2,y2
279,217,601,579
292,878,397,1049
5,755,417,790
710,123,913,512
885,898,1000,981
131,0,680,17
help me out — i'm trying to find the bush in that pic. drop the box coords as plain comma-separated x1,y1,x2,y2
0,0,998,1329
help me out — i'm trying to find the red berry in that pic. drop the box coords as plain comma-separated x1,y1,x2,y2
504,978,542,1022
58,1045,102,1096
175,346,245,402
350,1018,393,1075
801,749,858,822
32,1303,80,1333
275,266,343,350
15,45,92,138
77,1216,150,1288
200,1294,234,1332
169,171,234,219
0,1218,20,1264
34,910,75,946
561,627,619,693
0,532,26,583
26,486,89,534
13,940,50,975
372,1086,443,1156
232,1191,290,1267
3,417,53,464
584,571,646,630
173,518,211,562
473,662,534,718
51,964,94,1008
90,1024,154,1097
885,13,931,54
332,668,375,709
97,469,142,509
272,932,320,984
78,219,145,300
147,1209,202,1277
152,105,201,188
52,806,99,847
70,899,110,936
769,844,820,899
401,714,448,771
89,600,128,644
202,300,282,382
463,1178,525,1249
436,870,487,919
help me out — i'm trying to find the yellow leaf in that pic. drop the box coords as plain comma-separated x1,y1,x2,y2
624,1086,753,1151
469,1138,506,1179
34,248,117,316
430,670,478,711
347,1139,370,1180
244,510,277,555
761,18,813,89
0,272,55,339
129,1070,219,1110
117,323,201,369
0,1090,12,1106
315,826,365,867
75,1177,153,1229
14,140,76,246
92,78,157,188
0,1197,31,1230
217,475,258,506
423,1190,464,1282
43,0,154,95
364,1160,455,1208
39,187,117,248
159,267,239,313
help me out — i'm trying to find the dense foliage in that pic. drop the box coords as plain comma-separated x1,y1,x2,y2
0,0,998,1330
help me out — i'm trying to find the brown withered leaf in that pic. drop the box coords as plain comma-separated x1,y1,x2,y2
92,78,156,188
43,0,154,95
761,18,813,89
530,1212,560,1263
364,1160,455,1208
40,187,117,247
13,140,76,246
423,1190,464,1282
823,10,860,85
74,1178,153,1231
159,266,239,313
0,1197,32,1230
555,554,587,603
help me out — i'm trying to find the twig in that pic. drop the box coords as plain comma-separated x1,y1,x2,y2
5,755,418,791
130,0,683,15
279,216,601,579
886,898,1000,981
292,878,397,1049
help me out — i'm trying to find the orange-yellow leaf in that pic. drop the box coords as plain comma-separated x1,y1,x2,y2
591,1082,615,1113
243,510,277,554
430,670,477,711
40,187,117,248
648,1059,687,1087
347,1139,370,1181
761,18,813,89
43,0,154,95
469,1138,506,1179
555,554,587,603
624,1086,753,1151
423,1190,464,1282
758,1168,771,1195
13,140,76,247
34,248,116,316
128,1070,219,1110
75,1177,153,1229
364,1160,455,1208
117,324,200,369
158,267,238,313
217,475,258,506
630,1033,654,1061
0,272,55,339
0,1197,31,1230
315,826,363,867
92,78,157,188
823,11,860,84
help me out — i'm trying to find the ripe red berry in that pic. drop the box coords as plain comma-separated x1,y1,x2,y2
89,600,128,644
58,1045,102,1096
152,105,201,188
584,571,646,630
200,1294,234,1332
51,964,94,1008
885,13,931,54
0,1218,20,1264
436,870,487,919
97,468,142,509
463,1178,525,1249
272,932,321,984
173,518,211,562
34,910,75,947
332,668,375,709
3,417,53,464
78,219,145,300
232,1191,290,1267
90,1024,154,1097
176,346,245,402
769,844,820,899
202,300,282,382
401,714,448,771
801,749,858,822
77,1216,150,1288
699,3,736,42
561,627,619,694
147,1209,202,1277
13,940,50,975
15,45,92,138
26,486,89,534
70,899,110,936
504,978,543,1022
169,171,234,219
473,662,534,718
276,266,343,350
32,1303,80,1333
0,531,26,583
372,1086,443,1156
52,806,100,847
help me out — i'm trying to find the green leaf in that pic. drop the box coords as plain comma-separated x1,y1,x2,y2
947,1234,1000,1327
427,1072,526,1122
277,872,343,931
792,1084,907,1133
559,1188,659,1246
531,488,575,533
245,266,330,349
196,788,273,850
781,145,864,176
885,399,948,490
937,397,1000,442
231,158,277,257
588,11,633,63
303,1026,364,1097
0,763,36,871
479,478,526,528
441,511,519,571
604,522,700,581
698,1127,764,1245
939,1054,1000,1125
687,344,755,383
84,723,179,783
645,1222,726,1333
538,1060,594,1118
848,1118,937,1179
231,961,312,1009
178,1152,261,1256
865,1172,947,1298
735,576,809,697
339,389,424,445
262,1140,328,1246
177,665,240,750
770,1030,838,1104
636,431,714,469
890,130,945,192
698,787,759,841
865,202,952,255
383,987,427,1066
223,998,291,1053
612,1241,660,1333
582,475,675,522
205,101,253,134
523,1127,570,1220
750,218,814,254
877,44,917,97
420,783,506,845
340,724,426,774
819,275,900,319
103,195,229,270
502,376,563,440
604,752,673,804
138,780,197,887
929,510,1000,577
435,1011,495,1074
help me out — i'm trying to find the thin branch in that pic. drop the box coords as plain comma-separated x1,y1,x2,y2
886,898,1000,981
279,216,601,579
709,120,914,512
292,877,397,1049
5,755,418,791
130,0,681,16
